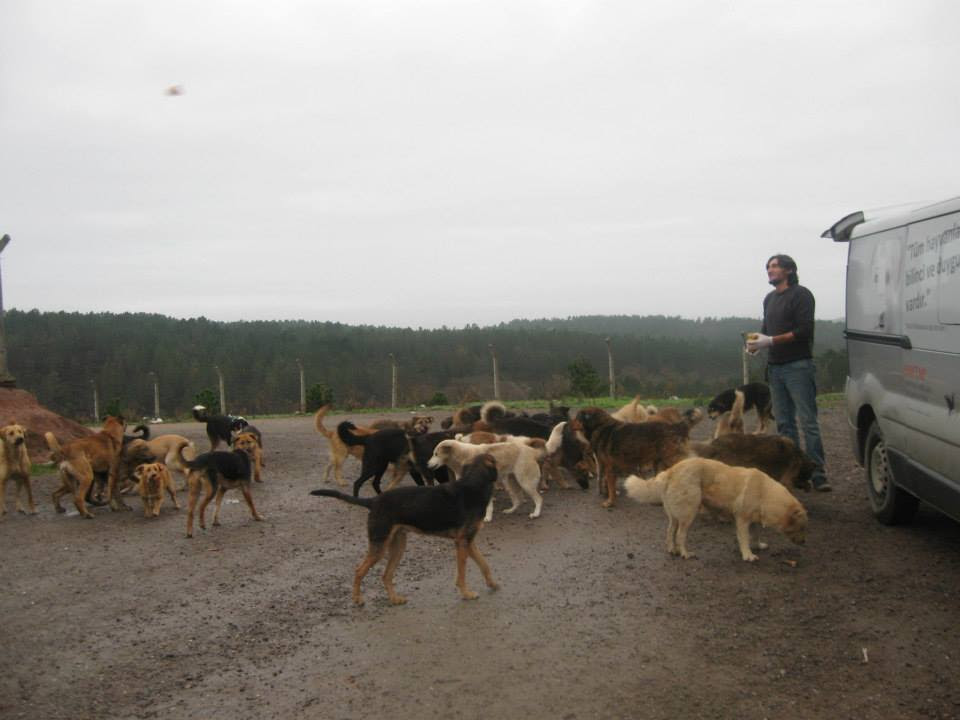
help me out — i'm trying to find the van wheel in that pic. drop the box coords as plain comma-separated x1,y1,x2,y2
865,421,918,525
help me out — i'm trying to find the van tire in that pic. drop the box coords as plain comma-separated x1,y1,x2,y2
865,421,919,525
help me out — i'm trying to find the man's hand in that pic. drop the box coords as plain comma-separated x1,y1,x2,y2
746,333,773,355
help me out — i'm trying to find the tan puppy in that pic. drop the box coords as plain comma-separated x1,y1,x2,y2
625,457,807,562
133,462,180,517
0,423,35,515
429,438,545,521
610,395,650,423
46,416,126,518
314,406,432,487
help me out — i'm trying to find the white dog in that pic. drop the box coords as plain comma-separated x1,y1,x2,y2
429,439,545,521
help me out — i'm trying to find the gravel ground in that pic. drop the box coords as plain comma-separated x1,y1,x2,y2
1,407,959,720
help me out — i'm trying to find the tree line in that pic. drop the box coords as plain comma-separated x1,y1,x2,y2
4,309,847,421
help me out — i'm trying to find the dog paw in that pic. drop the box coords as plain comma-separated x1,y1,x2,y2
502,507,518,514
742,553,759,562
460,590,479,601
487,581,500,592
389,595,408,606
680,551,696,559
528,511,541,519
757,541,769,550
353,596,365,607
254,514,264,522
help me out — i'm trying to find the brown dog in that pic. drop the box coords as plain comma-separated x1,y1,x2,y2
625,457,807,562
1,423,35,515
573,407,690,508
234,431,263,483
133,462,180,517
691,433,817,491
141,434,196,489
46,416,126,518
314,406,432,487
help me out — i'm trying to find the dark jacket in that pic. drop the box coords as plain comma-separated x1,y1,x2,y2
761,285,815,364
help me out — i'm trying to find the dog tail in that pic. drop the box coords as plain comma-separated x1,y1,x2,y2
177,442,205,470
131,424,151,441
192,405,209,422
481,400,507,424
624,472,667,504
314,405,335,438
336,421,367,447
44,432,64,463
309,488,374,509
545,421,566,455
523,437,548,460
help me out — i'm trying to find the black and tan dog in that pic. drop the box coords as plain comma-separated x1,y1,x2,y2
180,432,264,537
1,423,35,515
192,405,249,451
46,416,126,518
572,407,691,508
707,382,774,434
336,421,425,497
310,453,500,606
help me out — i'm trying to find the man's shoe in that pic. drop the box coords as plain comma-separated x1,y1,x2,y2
813,479,832,492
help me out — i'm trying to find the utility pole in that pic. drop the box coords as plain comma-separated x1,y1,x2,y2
149,371,160,419
296,358,305,414
0,234,16,387
214,365,226,415
605,336,615,399
91,379,99,421
488,344,500,400
388,353,397,409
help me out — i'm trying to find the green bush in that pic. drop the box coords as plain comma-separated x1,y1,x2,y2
306,383,335,412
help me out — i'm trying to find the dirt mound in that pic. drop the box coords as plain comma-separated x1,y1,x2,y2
0,387,93,462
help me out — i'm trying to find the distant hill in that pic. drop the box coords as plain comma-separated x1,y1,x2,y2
5,310,847,420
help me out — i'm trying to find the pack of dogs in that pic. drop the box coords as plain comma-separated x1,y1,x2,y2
5,381,818,606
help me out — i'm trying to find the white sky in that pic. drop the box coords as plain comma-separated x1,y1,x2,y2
2,1,958,328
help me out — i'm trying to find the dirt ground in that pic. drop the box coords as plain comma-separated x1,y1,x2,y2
2,407,959,720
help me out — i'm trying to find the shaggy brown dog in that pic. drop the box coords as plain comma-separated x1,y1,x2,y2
181,433,263,538
625,457,807,562
314,406,432,487
690,433,817,491
572,407,690,508
46,416,126,518
1,423,35,515
647,406,705,429
310,454,499,606
133,462,180,517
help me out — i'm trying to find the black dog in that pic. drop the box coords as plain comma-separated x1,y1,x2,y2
192,405,249,451
707,382,774,433
179,436,263,537
310,453,500,606
477,401,553,439
409,430,458,485
336,421,424,497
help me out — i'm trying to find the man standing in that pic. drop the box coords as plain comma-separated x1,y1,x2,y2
747,254,831,492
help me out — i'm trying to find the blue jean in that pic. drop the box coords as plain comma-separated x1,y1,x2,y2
767,358,827,484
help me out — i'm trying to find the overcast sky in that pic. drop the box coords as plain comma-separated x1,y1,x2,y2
2,1,958,328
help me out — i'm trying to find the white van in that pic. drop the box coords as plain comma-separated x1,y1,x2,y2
822,197,960,524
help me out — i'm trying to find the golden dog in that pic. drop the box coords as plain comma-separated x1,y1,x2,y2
1,423,35,515
314,405,432,487
625,457,807,562
46,416,126,518
234,431,263,483
610,395,650,423
133,462,180,517
143,434,196,489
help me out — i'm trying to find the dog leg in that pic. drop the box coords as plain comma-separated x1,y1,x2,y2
749,524,769,551
665,513,679,555
24,476,37,514
736,518,759,562
74,473,95,519
0,477,6,514
239,484,264,522
186,478,201,537
601,468,617,509
212,487,228,527
353,542,388,606
382,530,408,605
454,537,479,601
501,475,524,515
167,477,181,510
674,515,696,559
523,469,544,519
52,475,68,514
483,498,494,523
467,540,499,592
197,485,216,531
